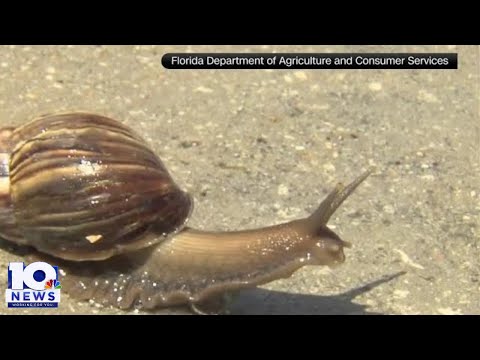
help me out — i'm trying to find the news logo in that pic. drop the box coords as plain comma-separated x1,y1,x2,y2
5,261,61,308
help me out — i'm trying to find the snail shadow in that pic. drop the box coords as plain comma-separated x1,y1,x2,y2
229,272,406,315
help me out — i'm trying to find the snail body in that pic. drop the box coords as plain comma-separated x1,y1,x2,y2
0,112,370,313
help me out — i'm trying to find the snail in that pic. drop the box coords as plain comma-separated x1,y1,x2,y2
0,112,371,314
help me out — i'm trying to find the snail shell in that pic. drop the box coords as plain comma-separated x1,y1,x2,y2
0,112,370,313
0,113,192,261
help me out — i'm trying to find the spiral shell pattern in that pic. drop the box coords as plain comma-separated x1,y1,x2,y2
3,113,192,261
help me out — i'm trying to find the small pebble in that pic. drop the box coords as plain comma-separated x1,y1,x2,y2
294,71,307,80
383,204,395,214
323,163,335,172
368,82,382,91
277,184,289,196
394,289,410,299
194,86,213,93
417,89,439,103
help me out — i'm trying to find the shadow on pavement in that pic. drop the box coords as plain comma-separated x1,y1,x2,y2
229,271,406,315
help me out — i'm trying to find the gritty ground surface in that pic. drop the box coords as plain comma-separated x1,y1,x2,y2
0,45,478,315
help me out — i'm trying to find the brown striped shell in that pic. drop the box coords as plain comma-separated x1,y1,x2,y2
0,112,192,261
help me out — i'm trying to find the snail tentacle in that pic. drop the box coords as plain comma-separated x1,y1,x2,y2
308,168,372,226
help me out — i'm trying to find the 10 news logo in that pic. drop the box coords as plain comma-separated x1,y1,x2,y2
5,261,61,308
